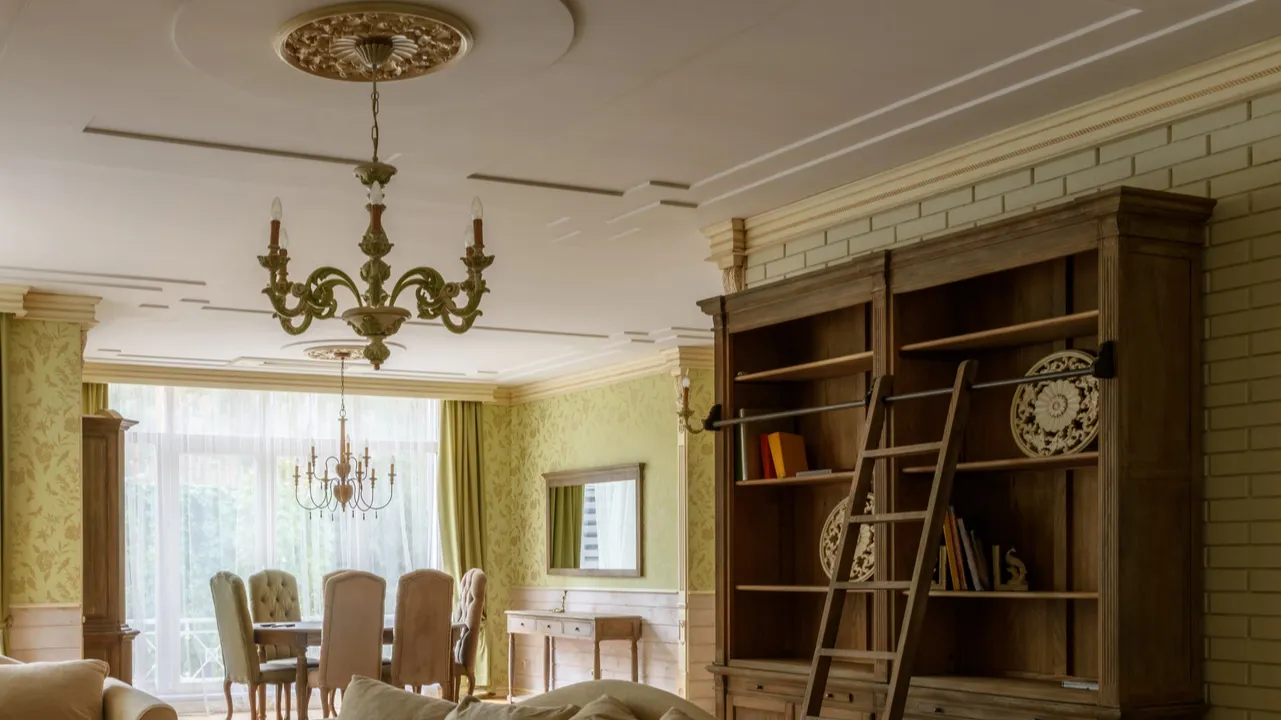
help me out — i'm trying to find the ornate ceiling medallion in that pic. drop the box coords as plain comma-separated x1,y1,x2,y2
305,345,369,361
275,2,473,82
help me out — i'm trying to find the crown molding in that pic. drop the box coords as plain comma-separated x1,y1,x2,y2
503,346,713,405
0,285,30,316
715,34,1281,255
20,290,101,326
83,362,501,402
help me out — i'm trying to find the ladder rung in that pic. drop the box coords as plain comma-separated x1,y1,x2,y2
849,511,928,524
833,581,912,591
820,648,899,661
863,442,942,458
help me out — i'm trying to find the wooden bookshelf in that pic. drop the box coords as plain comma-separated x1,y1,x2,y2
736,470,855,487
898,310,1099,354
700,188,1210,720
735,351,874,382
901,452,1098,475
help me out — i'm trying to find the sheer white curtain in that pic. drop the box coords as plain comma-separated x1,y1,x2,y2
111,384,442,701
594,481,637,569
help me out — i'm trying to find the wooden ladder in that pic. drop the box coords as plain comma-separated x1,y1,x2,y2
802,360,977,720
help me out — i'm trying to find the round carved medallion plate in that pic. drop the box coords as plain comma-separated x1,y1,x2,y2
1009,349,1100,457
275,2,473,82
820,494,875,582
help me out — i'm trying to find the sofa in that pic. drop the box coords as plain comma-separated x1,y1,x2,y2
523,680,713,720
0,655,177,720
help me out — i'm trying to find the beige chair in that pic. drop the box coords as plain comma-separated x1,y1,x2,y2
451,568,487,698
309,570,386,718
248,569,304,719
210,572,298,720
386,570,455,697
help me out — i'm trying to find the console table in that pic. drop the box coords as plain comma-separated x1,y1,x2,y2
506,610,642,700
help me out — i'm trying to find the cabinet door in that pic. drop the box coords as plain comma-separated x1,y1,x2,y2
728,693,793,720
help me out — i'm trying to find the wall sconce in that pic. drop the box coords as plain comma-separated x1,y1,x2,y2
675,371,728,435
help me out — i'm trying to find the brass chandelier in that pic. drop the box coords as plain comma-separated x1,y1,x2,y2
258,6,493,369
295,350,394,518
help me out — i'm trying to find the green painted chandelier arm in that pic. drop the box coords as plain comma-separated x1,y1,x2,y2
389,267,446,306
264,266,362,321
390,267,489,333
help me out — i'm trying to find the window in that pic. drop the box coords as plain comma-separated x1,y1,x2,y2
111,384,442,701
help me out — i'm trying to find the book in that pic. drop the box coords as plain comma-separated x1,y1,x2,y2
949,509,969,590
970,530,991,589
759,434,776,479
942,510,963,590
957,516,985,591
766,432,808,477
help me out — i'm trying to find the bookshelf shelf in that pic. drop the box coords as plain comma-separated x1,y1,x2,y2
734,351,874,383
912,675,1097,704
926,591,1099,599
898,310,1099,354
901,452,1098,475
735,585,828,593
737,471,855,487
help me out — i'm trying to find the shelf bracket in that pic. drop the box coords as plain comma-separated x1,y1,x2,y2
1092,341,1116,379
702,403,723,432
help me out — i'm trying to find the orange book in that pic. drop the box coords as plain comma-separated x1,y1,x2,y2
943,509,963,591
759,434,776,479
949,509,968,591
767,432,809,477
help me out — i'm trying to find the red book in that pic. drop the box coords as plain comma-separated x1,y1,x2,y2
759,434,776,479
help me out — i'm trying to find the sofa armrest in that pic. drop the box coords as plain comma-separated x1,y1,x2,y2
103,678,178,720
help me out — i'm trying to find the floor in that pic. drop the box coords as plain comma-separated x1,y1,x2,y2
177,691,500,718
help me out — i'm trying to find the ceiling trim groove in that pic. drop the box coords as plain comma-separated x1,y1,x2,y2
82,126,365,166
704,33,1281,257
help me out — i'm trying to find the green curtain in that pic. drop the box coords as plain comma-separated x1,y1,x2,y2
82,382,108,415
0,314,9,655
437,400,489,687
548,485,584,569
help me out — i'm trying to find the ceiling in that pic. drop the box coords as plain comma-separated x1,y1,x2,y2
0,0,1278,384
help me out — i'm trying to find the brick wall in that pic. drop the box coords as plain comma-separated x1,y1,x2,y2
744,91,1281,718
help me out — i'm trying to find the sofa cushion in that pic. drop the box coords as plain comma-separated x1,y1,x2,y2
337,676,457,720
446,695,579,720
0,658,110,720
659,709,694,720
570,696,641,720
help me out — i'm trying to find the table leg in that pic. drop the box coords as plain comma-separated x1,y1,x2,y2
296,654,308,720
631,638,638,682
593,640,601,681
543,636,552,693
508,633,516,704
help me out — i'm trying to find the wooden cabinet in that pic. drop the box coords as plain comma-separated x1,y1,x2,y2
82,411,138,682
699,188,1212,720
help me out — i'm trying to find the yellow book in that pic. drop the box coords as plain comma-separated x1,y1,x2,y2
766,432,808,477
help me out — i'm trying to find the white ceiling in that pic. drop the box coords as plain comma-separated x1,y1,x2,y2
0,0,1278,383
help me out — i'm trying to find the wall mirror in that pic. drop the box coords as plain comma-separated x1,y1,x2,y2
544,463,643,577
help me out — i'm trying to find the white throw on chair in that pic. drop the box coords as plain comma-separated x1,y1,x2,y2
308,570,386,718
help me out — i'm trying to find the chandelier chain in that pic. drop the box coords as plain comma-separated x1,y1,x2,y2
370,74,381,162
339,357,348,420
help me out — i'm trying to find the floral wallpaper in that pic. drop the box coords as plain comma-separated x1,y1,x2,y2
5,319,83,604
480,402,513,691
687,369,715,593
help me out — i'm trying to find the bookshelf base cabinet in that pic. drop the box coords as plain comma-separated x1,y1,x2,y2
700,188,1213,720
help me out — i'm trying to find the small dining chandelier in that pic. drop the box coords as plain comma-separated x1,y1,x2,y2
259,4,493,370
295,350,394,518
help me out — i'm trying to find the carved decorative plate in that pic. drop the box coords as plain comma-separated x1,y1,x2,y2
1010,349,1100,457
820,493,875,582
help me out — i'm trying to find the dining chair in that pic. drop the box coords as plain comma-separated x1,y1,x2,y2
386,569,455,697
248,570,303,720
210,572,299,720
452,568,488,699
309,570,386,718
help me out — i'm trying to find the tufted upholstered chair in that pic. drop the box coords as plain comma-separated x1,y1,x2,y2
248,570,302,662
210,572,297,720
308,570,385,718
385,570,455,697
452,568,487,699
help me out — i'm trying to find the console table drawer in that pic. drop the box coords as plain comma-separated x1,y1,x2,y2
563,620,593,638
508,616,537,633
538,619,563,635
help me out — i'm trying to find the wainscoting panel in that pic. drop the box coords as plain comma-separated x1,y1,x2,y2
6,604,83,662
509,588,688,699
686,592,715,714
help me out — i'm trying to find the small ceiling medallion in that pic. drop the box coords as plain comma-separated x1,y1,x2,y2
305,345,372,361
275,2,473,82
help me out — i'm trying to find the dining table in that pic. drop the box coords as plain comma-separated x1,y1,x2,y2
254,620,466,720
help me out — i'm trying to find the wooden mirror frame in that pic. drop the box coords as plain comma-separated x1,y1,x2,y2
543,463,644,578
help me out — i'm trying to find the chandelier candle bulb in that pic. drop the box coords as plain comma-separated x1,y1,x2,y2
271,197,282,222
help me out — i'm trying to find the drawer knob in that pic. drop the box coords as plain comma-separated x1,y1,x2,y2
932,707,943,714
754,684,764,691
825,693,833,699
